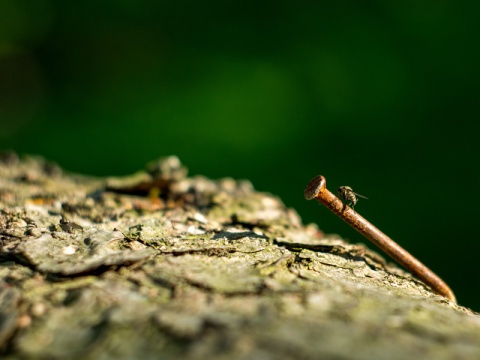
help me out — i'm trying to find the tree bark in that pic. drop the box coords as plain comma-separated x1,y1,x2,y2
0,153,478,359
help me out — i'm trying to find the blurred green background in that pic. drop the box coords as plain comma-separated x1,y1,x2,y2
1,1,479,309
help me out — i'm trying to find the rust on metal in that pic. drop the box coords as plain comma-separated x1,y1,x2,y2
304,175,456,303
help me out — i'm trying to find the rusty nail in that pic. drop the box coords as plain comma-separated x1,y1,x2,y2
304,175,456,303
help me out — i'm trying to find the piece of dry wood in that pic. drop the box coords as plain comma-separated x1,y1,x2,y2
0,153,479,360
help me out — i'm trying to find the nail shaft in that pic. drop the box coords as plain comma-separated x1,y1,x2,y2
304,175,456,303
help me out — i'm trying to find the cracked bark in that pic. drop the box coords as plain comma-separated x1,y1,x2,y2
0,152,479,360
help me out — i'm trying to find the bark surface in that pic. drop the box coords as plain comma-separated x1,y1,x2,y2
0,153,478,360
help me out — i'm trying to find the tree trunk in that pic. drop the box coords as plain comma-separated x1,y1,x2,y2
0,153,478,359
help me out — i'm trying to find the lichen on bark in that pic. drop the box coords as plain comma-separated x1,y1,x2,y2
0,152,479,360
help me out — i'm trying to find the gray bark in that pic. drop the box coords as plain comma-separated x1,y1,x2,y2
0,153,478,360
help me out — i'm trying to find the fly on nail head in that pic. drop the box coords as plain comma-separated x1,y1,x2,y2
337,186,368,213
304,175,456,304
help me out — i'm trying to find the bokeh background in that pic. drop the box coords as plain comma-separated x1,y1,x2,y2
1,1,479,309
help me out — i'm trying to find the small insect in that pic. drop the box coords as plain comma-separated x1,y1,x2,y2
337,186,368,212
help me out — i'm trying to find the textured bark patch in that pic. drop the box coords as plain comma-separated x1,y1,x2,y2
0,154,478,360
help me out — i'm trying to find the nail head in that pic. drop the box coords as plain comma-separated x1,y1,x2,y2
304,175,326,200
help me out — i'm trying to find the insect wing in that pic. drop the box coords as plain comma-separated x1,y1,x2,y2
353,192,368,199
